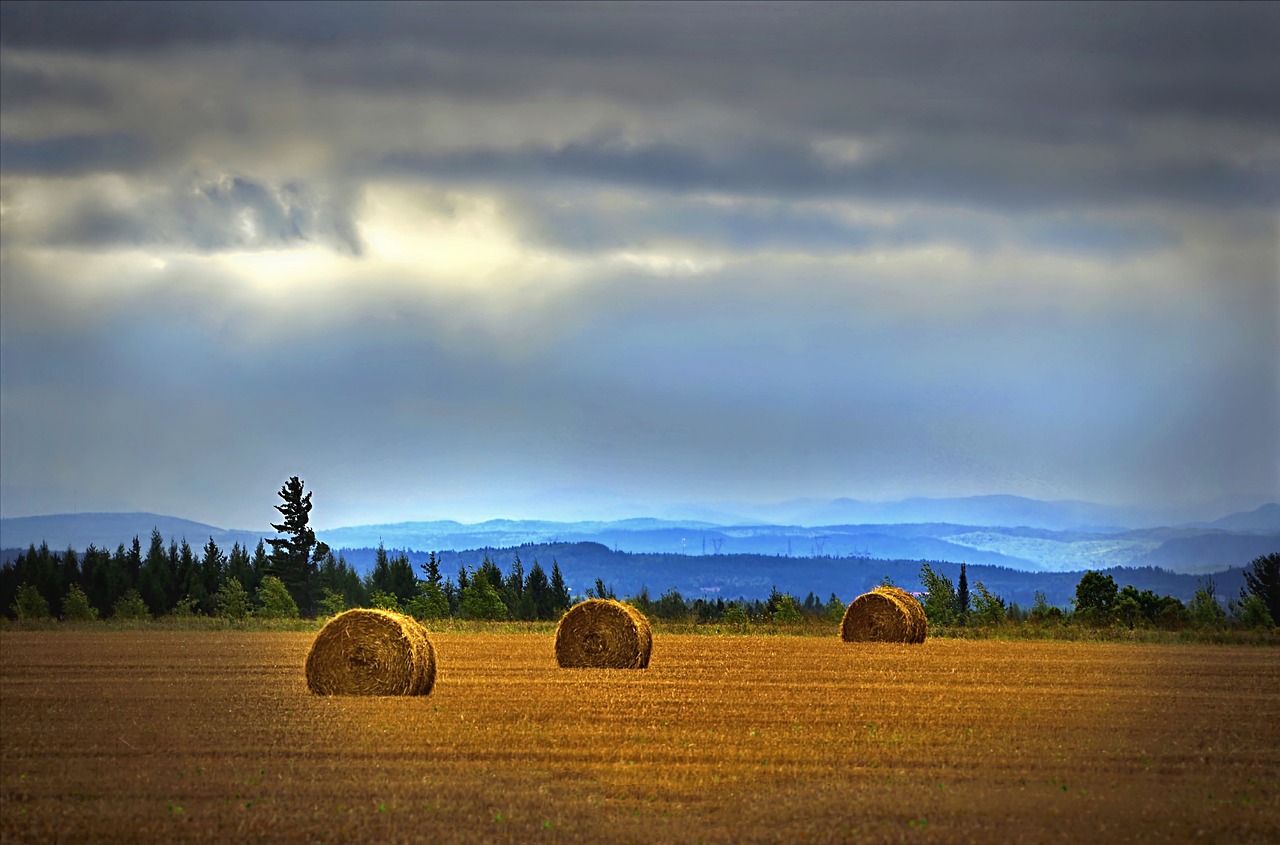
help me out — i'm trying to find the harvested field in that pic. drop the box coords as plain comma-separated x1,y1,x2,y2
2,631,1278,844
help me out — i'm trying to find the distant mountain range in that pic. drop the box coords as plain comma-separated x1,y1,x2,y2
697,495,1277,532
2,498,1275,578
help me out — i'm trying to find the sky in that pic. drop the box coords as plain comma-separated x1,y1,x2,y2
1,1,1277,530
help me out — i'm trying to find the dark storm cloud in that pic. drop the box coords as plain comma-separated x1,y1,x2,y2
5,2,1277,127
0,132,150,175
383,136,1277,212
5,2,1275,214
0,61,113,110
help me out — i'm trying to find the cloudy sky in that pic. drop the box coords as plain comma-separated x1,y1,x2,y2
1,1,1277,529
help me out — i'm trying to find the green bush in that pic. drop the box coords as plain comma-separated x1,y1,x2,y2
61,584,99,621
1188,582,1227,629
369,590,403,613
724,604,749,630
317,587,346,618
1231,592,1275,630
969,581,1007,626
170,596,201,618
13,583,52,620
112,589,151,620
216,577,252,620
404,584,449,620
770,594,803,624
460,575,508,620
255,575,300,619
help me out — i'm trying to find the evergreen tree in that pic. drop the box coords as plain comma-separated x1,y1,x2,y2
126,536,143,587
105,543,133,614
549,561,571,613
477,555,505,603
388,552,417,604
956,562,970,621
198,538,225,615
251,539,269,593
265,476,330,617
523,560,551,620
139,529,175,615
405,550,449,619
175,539,198,610
460,566,508,620
24,543,60,611
503,554,525,617
369,544,393,595
420,552,443,589
59,546,80,599
443,574,459,616
83,544,116,616
226,542,255,597
338,553,368,609
589,578,616,600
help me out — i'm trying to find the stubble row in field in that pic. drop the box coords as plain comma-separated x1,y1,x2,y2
2,630,1277,843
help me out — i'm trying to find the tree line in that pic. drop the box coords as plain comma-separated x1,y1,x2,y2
3,476,1275,632
0,535,578,623
5,536,1275,634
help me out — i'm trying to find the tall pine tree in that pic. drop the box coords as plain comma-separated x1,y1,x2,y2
266,476,330,617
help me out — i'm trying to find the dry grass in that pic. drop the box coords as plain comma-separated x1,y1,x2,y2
2,631,1278,843
304,608,437,696
554,599,653,669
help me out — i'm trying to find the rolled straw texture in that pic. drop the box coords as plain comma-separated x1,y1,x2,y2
305,608,437,695
874,585,929,643
555,599,653,669
840,587,926,644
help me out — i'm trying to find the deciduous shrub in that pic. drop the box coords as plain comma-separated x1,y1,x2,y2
255,575,300,619
113,589,150,620
62,584,99,621
216,577,251,620
13,583,51,620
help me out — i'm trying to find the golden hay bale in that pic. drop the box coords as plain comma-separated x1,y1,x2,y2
305,608,437,695
554,599,653,669
840,587,926,644
875,585,929,643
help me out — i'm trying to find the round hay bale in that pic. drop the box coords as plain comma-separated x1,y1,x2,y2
554,599,652,669
840,587,924,644
305,608,437,695
875,585,929,643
